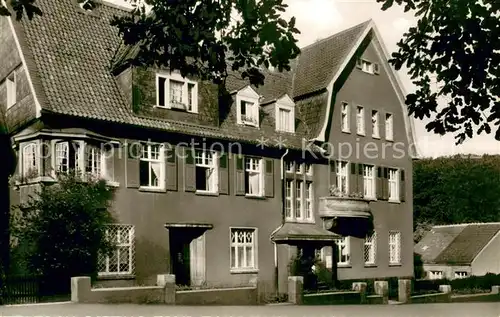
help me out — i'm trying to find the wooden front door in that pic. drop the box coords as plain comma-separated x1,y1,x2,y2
189,233,206,287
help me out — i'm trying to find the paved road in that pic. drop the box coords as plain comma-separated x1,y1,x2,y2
1,302,499,317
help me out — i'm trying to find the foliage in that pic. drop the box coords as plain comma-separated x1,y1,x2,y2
413,252,424,279
110,0,300,88
328,185,364,199
413,155,500,225
413,221,433,243
377,0,500,144
288,254,319,291
0,0,300,91
11,172,116,286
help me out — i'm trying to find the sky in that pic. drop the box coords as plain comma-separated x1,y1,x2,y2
108,0,500,158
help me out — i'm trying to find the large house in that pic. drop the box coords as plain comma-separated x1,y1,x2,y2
1,0,417,295
415,223,500,280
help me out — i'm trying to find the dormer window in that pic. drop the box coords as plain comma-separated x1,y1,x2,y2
236,86,260,127
156,73,198,113
275,95,295,133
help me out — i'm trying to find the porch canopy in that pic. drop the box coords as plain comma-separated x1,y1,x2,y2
165,223,213,244
270,223,340,247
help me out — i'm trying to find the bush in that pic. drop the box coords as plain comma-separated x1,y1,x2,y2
10,172,116,291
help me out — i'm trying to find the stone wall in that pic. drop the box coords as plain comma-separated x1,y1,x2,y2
176,287,258,305
71,275,259,305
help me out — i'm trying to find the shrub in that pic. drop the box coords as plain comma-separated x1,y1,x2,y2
11,172,116,292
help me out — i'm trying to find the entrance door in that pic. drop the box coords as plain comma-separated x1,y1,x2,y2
190,233,206,287
170,236,191,286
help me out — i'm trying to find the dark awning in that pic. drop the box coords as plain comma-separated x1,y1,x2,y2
271,223,340,247
165,223,213,243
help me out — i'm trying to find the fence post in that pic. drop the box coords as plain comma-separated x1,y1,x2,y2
71,276,91,303
352,282,367,304
374,281,389,304
157,274,176,304
288,276,303,305
398,279,411,304
491,286,499,294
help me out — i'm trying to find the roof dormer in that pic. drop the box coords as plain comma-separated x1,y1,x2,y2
275,94,295,133
236,86,260,127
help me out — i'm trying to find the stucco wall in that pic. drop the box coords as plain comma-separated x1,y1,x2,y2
109,140,284,290
321,39,414,280
471,232,500,276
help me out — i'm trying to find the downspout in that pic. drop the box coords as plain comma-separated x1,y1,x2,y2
270,148,289,297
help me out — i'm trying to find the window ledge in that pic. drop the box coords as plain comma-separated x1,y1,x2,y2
365,196,377,202
14,176,57,186
239,122,259,128
275,130,295,134
364,264,377,268
341,129,351,134
372,135,380,139
389,263,402,267
245,194,266,200
337,264,352,268
139,186,166,193
285,219,315,224
388,199,401,204
385,138,394,142
154,104,198,114
195,190,219,197
357,132,366,136
97,274,136,281
230,269,259,275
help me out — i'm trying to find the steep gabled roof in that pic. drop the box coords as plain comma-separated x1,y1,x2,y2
415,223,500,265
9,0,408,151
292,20,371,97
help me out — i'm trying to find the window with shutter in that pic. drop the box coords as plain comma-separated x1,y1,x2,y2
183,147,196,192
194,149,218,193
363,165,375,199
139,143,165,189
264,159,274,197
244,157,263,196
165,146,177,191
336,161,349,194
126,142,141,188
376,166,383,200
349,162,357,194
400,169,406,202
218,152,229,194
234,154,245,196
388,168,399,201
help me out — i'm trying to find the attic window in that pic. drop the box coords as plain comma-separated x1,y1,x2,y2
236,86,260,127
356,58,380,75
156,73,198,113
275,95,295,133
78,0,96,11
